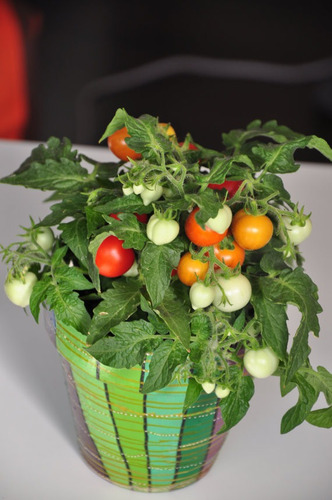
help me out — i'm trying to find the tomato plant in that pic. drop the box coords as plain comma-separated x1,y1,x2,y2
95,235,135,277
146,215,179,245
177,252,209,286
213,273,252,312
231,209,273,250
107,127,142,162
243,347,279,378
185,207,228,246
213,239,245,269
4,271,37,308
208,180,242,199
190,281,216,310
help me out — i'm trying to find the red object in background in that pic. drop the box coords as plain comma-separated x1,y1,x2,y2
0,0,29,139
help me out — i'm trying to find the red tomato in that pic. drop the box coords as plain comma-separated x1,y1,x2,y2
212,240,245,269
185,207,228,246
109,213,148,223
95,235,135,277
177,252,209,286
178,141,198,151
107,127,141,162
231,209,273,250
208,180,242,199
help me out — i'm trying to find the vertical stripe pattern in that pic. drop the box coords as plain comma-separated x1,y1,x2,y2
52,318,228,492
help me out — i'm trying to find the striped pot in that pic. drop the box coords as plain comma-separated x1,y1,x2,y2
44,312,228,492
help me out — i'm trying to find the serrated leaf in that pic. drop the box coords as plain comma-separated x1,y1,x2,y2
46,285,91,334
88,281,141,343
37,194,87,227
281,373,318,434
183,378,202,411
95,193,151,215
142,340,188,393
99,108,128,143
54,266,94,292
156,289,191,350
104,213,147,250
140,240,184,306
306,406,332,428
30,275,53,322
87,320,161,368
219,373,255,433
261,268,322,382
251,278,288,360
301,366,332,405
58,217,89,268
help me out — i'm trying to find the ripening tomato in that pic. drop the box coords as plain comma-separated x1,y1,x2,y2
208,180,242,199
177,252,209,286
107,127,142,162
213,240,245,269
185,207,228,246
231,209,273,250
159,122,176,136
95,235,135,277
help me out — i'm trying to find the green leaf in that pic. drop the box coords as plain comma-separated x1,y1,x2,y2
183,378,202,411
140,240,184,307
99,108,128,143
190,312,213,340
281,372,318,433
95,193,151,215
139,295,169,334
0,154,90,191
301,366,332,405
104,213,147,250
256,173,292,203
251,278,289,360
87,320,161,368
261,268,322,382
29,275,53,322
46,285,91,334
53,266,94,292
219,372,255,433
306,406,332,428
58,217,89,268
155,289,191,350
142,340,188,393
185,189,221,226
88,280,141,343
37,194,87,227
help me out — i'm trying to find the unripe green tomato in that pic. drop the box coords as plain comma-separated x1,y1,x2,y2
213,273,252,312
123,259,139,277
32,227,54,252
146,215,179,245
282,216,312,245
140,184,163,206
202,381,216,394
123,185,134,196
190,282,216,310
243,346,279,379
4,271,37,308
206,205,232,234
215,385,230,398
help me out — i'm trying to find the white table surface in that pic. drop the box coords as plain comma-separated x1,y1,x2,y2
0,139,331,500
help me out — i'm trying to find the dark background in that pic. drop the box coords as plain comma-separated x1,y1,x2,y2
14,0,332,160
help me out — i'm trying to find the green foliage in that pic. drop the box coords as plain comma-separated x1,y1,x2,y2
1,110,332,434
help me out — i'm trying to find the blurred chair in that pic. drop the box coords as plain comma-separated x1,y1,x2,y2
75,54,332,146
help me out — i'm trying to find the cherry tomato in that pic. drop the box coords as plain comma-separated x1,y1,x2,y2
4,271,37,308
212,239,245,269
107,127,142,162
208,180,242,199
109,213,148,223
185,207,228,246
177,252,209,286
231,209,273,250
95,235,135,278
243,347,279,379
159,122,176,136
178,141,198,151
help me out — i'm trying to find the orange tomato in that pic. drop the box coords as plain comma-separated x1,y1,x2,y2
185,207,228,246
107,126,141,162
177,252,209,286
213,240,245,268
231,209,273,250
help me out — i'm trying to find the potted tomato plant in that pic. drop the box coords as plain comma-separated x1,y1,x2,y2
1,109,332,492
